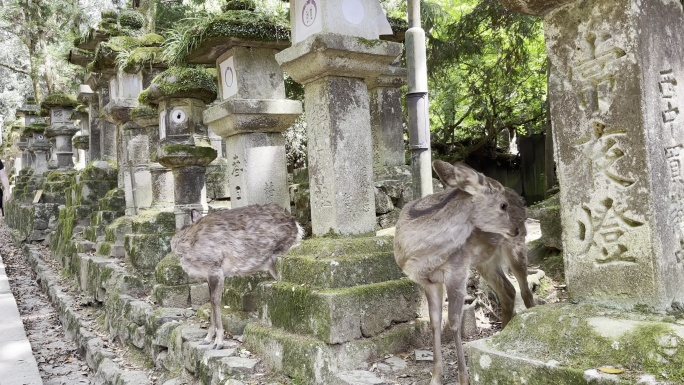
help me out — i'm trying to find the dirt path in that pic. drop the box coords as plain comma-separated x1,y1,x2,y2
0,218,93,385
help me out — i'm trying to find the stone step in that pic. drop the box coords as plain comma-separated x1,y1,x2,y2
77,240,96,253
278,235,404,289
244,320,428,385
255,278,422,344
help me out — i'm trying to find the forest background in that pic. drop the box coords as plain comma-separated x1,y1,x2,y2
0,0,549,196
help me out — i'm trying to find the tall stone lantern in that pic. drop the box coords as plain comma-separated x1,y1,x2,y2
143,67,218,229
276,0,401,235
187,4,302,211
15,98,42,171
42,93,79,170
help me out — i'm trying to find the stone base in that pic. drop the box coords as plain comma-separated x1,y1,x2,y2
244,321,428,384
467,303,684,384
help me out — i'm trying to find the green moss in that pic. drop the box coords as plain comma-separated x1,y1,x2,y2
118,9,145,30
121,46,163,72
162,144,217,159
142,66,217,104
357,37,383,48
42,93,78,109
22,123,48,135
222,0,257,11
165,10,289,64
139,33,165,47
130,105,157,120
90,35,141,71
489,303,684,383
101,10,118,22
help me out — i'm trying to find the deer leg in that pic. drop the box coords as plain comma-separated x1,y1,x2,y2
445,269,470,385
211,275,226,349
477,265,516,328
509,248,535,309
200,275,221,345
267,258,280,281
422,282,444,385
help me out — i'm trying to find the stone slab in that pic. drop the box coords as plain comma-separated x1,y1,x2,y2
278,236,403,288
203,98,303,137
276,33,403,85
244,320,428,384
256,278,422,344
467,303,684,384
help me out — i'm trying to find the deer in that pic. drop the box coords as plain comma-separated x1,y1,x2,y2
170,203,304,350
394,160,535,385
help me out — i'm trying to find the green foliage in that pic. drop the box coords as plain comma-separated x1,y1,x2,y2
424,0,547,160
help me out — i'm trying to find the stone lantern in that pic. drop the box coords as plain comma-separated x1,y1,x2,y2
194,5,302,211
25,123,50,175
276,0,402,235
143,66,218,228
42,93,79,170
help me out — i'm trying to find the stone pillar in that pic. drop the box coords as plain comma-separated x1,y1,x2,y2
131,106,174,209
71,106,90,170
102,68,148,216
277,32,402,235
86,73,117,163
43,95,79,170
104,69,143,191
367,61,407,169
158,147,217,229
500,0,684,310
77,84,99,162
203,46,302,211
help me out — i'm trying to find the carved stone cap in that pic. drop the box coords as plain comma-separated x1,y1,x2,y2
157,145,217,169
275,33,403,85
46,125,79,138
499,0,578,16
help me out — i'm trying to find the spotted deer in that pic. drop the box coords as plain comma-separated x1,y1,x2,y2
394,160,534,385
171,203,304,349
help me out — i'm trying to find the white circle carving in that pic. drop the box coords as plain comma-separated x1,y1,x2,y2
342,0,364,25
224,67,234,88
171,109,187,124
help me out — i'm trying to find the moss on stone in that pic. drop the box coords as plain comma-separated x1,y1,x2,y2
488,303,684,383
357,37,383,48
130,105,157,121
121,46,164,73
118,9,145,30
141,66,217,104
22,123,48,135
139,33,165,47
42,93,78,109
162,144,217,158
165,10,289,65
90,35,141,71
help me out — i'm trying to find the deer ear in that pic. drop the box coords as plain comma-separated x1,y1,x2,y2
190,209,203,223
433,161,502,195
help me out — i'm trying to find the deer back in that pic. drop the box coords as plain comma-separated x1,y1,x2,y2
171,203,303,278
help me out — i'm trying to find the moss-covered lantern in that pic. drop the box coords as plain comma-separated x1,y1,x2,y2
42,93,79,170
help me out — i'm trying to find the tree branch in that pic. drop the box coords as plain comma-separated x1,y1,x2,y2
0,61,30,76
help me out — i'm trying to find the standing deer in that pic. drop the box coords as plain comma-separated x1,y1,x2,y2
394,160,534,385
171,203,304,349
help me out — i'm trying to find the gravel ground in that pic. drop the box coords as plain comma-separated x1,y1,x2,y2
0,215,553,385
